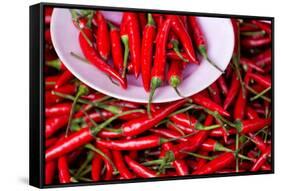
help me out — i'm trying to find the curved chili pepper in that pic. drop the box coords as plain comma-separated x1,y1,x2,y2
208,82,222,104
58,156,71,183
99,146,114,180
96,135,166,151
167,60,183,97
187,16,223,72
166,51,190,62
169,113,197,133
123,12,141,78
209,128,236,138
193,152,235,175
249,73,271,88
240,57,265,73
249,133,267,153
236,118,271,134
109,23,124,74
79,28,127,89
45,103,72,118
112,151,134,179
45,115,68,138
191,94,230,117
168,15,197,63
121,98,187,137
95,11,110,60
55,70,74,89
45,160,56,185
200,139,232,152
45,75,59,90
223,72,240,110
246,107,259,119
148,18,172,114
251,145,271,172
125,155,157,178
141,13,156,92
46,109,141,161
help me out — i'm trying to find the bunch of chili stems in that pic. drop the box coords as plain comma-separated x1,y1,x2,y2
44,7,272,184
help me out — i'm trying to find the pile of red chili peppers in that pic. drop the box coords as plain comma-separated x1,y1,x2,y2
44,7,272,185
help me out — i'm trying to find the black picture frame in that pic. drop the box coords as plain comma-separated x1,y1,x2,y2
29,2,274,189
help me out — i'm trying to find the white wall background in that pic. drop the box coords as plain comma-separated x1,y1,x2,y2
0,0,279,190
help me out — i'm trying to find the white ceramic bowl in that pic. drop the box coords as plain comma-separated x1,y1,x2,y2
51,8,234,103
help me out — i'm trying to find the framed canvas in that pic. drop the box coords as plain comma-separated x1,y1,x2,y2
29,2,274,188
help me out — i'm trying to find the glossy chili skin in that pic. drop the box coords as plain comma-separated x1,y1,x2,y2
191,94,230,117
238,118,271,134
123,12,141,78
45,115,68,138
45,160,56,184
193,152,236,175
91,154,103,181
223,72,240,110
112,150,134,179
79,28,127,89
251,145,271,172
45,103,72,118
58,156,71,183
95,11,110,60
167,60,183,91
96,135,165,151
240,57,265,73
109,24,124,74
249,133,267,153
150,18,172,92
141,14,156,92
249,73,271,88
125,155,157,178
121,99,187,136
55,70,74,89
150,128,188,142
168,15,197,63
255,49,271,66
99,146,114,180
169,113,197,133
46,127,94,161
241,36,271,48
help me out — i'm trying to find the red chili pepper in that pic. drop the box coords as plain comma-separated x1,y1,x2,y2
123,12,141,78
208,82,222,105
108,100,141,109
167,60,183,96
200,139,232,152
240,57,265,73
223,72,240,110
191,94,230,117
217,76,228,95
187,16,223,71
125,155,157,178
150,128,188,142
46,137,58,148
99,146,114,180
122,98,187,137
120,15,129,77
45,103,72,118
44,7,53,25
141,13,156,92
109,23,124,74
246,107,259,119
45,160,56,184
96,135,166,151
55,70,74,89
249,73,271,88
169,113,197,134
45,115,68,138
241,36,271,48
249,133,267,153
95,11,110,60
46,84,77,106
162,142,189,176
45,75,59,90
193,152,235,175
237,118,271,134
91,154,103,181
58,156,71,183
169,15,197,63
250,20,271,35
251,145,271,172
46,109,144,161
148,18,172,114
255,49,271,66
112,151,134,179
234,88,247,120
79,28,127,89
209,128,237,138
138,13,147,32
166,51,190,62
